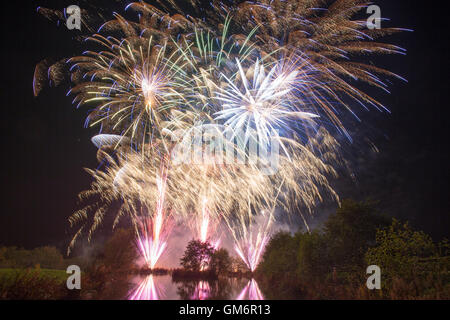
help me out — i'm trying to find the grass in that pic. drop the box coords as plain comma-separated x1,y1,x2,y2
0,268,67,284
0,268,70,299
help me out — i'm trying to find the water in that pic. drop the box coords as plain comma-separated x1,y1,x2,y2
114,275,265,300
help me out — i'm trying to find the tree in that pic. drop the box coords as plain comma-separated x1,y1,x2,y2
258,232,300,277
230,256,248,273
323,199,389,267
101,228,138,272
180,240,215,272
0,246,64,269
209,248,232,275
297,231,329,280
31,246,64,269
366,219,437,280
4,247,32,268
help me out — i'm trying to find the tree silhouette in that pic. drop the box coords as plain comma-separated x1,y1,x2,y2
180,240,214,272
210,248,232,275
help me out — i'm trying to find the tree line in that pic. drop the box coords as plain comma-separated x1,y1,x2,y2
256,199,449,299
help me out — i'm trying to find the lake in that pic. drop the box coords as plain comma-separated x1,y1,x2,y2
122,275,265,300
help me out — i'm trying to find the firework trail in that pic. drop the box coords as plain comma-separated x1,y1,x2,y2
200,198,211,243
192,197,221,271
232,210,274,272
237,279,264,300
129,275,164,300
135,209,172,268
68,130,340,253
197,197,221,248
135,165,174,268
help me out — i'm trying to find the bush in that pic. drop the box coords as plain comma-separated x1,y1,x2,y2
0,246,64,269
256,200,449,299
0,269,67,300
366,219,439,283
100,228,137,273
257,232,301,278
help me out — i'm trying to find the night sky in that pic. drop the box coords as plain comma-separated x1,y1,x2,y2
1,0,448,251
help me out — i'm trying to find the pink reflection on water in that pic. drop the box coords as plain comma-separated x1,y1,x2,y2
128,275,164,300
191,281,211,300
236,279,264,300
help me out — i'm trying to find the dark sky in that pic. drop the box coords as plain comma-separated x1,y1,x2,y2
0,0,448,250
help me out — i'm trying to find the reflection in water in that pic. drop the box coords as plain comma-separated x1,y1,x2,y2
236,279,264,300
128,275,164,300
192,281,210,300
125,275,263,300
175,278,233,300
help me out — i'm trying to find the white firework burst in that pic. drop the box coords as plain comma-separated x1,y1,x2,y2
213,59,319,152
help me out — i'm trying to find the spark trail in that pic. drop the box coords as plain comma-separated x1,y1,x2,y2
233,210,274,272
136,168,172,269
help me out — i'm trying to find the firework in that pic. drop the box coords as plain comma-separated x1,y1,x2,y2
69,35,191,151
52,0,406,267
136,217,168,269
196,197,221,248
135,167,173,269
230,211,274,272
213,58,319,150
68,128,340,254
161,0,408,139
227,0,409,132
37,0,407,147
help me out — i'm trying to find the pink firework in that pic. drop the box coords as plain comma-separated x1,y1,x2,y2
236,279,264,300
195,197,221,271
233,211,274,272
235,234,269,272
136,169,172,269
197,197,221,248
129,275,163,300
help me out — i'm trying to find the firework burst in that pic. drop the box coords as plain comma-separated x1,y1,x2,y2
37,1,407,269
69,35,191,151
213,58,319,149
